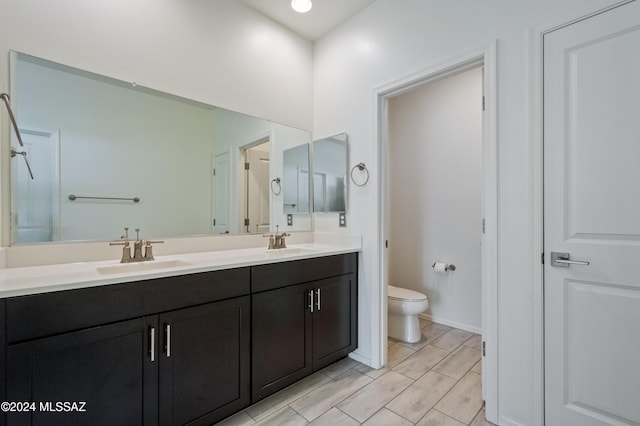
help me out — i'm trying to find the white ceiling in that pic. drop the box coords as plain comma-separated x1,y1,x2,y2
239,0,377,41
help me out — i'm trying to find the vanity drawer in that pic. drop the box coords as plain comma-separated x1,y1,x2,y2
251,253,357,293
6,267,250,343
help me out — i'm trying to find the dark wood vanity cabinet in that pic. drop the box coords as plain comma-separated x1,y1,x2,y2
3,268,251,426
251,253,358,402
252,282,313,402
7,316,159,426
0,252,357,425
311,274,358,370
158,297,250,426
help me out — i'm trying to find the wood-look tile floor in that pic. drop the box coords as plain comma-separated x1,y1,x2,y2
217,319,495,426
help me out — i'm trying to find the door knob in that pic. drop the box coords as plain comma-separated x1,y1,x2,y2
550,252,590,267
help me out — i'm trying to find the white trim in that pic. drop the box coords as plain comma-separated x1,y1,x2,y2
373,41,498,423
482,41,499,425
347,351,370,366
420,314,482,335
498,416,530,426
371,84,387,370
528,25,545,426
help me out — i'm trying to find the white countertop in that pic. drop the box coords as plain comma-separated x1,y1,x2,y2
0,243,360,298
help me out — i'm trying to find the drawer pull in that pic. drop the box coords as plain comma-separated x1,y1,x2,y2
308,290,314,313
316,288,321,311
165,324,171,358
149,327,155,362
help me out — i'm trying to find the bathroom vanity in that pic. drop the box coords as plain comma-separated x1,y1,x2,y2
0,247,358,426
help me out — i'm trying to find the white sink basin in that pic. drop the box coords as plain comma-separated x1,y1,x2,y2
265,247,316,255
96,259,192,275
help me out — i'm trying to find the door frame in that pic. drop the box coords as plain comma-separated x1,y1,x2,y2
373,40,498,423
531,1,634,425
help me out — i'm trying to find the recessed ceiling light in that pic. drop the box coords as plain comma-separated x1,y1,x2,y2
291,0,312,13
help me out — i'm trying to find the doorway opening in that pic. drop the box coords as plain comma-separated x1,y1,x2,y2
240,138,271,234
375,43,497,423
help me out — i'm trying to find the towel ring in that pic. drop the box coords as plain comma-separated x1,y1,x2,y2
350,163,369,187
270,177,282,195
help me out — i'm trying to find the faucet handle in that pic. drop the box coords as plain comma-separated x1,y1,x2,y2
109,241,132,263
263,233,275,250
144,241,163,256
135,228,141,241
109,241,130,246
143,240,163,260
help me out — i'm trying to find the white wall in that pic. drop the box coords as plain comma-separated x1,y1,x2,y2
312,1,621,425
388,67,482,332
0,0,313,246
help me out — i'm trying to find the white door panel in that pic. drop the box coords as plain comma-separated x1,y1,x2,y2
544,2,640,425
247,150,270,233
213,152,230,234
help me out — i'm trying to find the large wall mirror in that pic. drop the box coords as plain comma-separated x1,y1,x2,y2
9,51,311,244
312,133,347,213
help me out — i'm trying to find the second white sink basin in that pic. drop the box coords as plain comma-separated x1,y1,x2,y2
96,259,192,275
265,247,316,255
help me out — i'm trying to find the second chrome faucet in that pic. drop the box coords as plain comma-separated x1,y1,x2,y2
110,228,164,263
263,226,290,250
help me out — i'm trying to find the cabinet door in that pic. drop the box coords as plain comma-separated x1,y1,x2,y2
158,296,250,426
251,283,313,402
7,316,158,426
312,273,358,371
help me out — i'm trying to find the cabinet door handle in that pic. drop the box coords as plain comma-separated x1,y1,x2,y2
316,288,321,311
165,324,171,358
308,289,314,313
149,327,155,362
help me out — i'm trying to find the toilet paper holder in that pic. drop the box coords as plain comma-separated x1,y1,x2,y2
432,262,456,271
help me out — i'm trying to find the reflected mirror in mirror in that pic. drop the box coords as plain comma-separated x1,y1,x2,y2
9,51,312,244
312,133,347,213
282,144,310,214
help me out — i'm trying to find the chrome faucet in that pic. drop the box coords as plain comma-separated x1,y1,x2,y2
110,227,164,263
263,226,290,250
274,232,290,249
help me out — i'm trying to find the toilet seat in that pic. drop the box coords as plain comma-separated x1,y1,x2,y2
388,285,427,301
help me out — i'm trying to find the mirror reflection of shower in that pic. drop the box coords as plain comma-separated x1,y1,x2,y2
242,140,271,234
1,93,35,180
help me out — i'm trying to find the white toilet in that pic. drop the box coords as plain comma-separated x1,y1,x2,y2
387,285,429,343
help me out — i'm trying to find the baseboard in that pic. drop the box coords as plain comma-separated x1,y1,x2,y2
420,313,482,335
498,415,531,426
348,351,371,367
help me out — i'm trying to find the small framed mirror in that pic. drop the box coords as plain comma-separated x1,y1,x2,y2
312,133,348,213
282,144,311,214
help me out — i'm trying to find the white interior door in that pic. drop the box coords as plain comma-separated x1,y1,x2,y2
213,152,230,234
544,2,640,425
247,149,270,233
